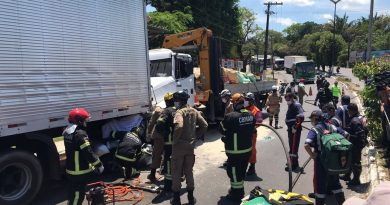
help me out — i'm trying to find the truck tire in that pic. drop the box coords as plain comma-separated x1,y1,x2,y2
0,150,43,205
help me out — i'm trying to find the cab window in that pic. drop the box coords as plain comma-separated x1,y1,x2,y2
150,59,172,77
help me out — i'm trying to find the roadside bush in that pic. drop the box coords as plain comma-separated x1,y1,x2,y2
353,59,390,143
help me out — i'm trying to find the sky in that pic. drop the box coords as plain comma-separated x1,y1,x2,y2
146,0,390,32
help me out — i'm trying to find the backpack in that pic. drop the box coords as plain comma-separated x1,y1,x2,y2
313,125,353,175
243,186,313,205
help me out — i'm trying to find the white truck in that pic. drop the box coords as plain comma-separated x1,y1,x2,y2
149,49,195,107
284,56,307,74
0,1,150,204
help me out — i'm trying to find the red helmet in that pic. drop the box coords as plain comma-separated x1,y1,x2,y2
68,108,91,124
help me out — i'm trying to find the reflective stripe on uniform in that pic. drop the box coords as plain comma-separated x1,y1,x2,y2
115,152,137,162
315,193,326,198
286,119,296,122
232,166,237,182
73,191,79,205
75,151,80,171
80,141,90,150
231,181,244,189
165,133,173,145
66,168,93,175
332,189,343,194
220,121,226,131
111,131,116,138
225,133,253,154
91,159,101,166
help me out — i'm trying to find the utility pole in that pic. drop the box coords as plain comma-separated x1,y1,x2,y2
367,0,374,61
263,1,282,78
330,0,341,76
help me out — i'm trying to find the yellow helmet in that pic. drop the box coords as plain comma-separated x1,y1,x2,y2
164,92,174,101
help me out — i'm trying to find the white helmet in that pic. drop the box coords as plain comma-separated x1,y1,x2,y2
219,89,232,98
272,85,278,91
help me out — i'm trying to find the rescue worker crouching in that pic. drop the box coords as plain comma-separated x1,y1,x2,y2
266,85,283,129
220,93,256,202
112,128,143,179
171,91,208,205
304,110,345,205
244,92,263,176
64,108,104,205
284,93,304,171
154,92,176,193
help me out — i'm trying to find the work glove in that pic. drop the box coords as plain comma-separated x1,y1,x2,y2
292,127,297,134
314,101,317,106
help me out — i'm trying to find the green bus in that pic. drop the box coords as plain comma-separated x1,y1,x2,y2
292,61,316,84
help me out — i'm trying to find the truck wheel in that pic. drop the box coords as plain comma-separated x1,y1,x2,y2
0,150,43,205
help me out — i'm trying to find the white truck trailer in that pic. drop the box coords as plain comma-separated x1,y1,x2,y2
0,1,150,204
284,56,307,74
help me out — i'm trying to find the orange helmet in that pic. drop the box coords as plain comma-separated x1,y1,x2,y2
68,108,91,124
231,93,244,105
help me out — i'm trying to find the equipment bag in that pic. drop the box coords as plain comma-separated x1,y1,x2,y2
314,126,353,175
243,186,313,205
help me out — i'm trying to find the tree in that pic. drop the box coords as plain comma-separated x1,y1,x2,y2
149,0,241,58
147,11,193,49
237,7,261,69
283,21,323,43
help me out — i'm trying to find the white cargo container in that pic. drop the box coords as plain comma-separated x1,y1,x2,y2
0,1,150,204
284,56,307,73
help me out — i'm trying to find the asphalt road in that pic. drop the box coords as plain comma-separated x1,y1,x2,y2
32,68,369,205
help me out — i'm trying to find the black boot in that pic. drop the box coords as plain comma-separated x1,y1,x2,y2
188,190,196,205
347,166,361,186
334,192,345,205
164,179,172,192
246,163,256,175
315,197,325,205
148,169,157,182
339,172,351,181
171,192,181,205
269,120,273,127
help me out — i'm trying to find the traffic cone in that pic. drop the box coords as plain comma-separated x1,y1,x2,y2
309,87,313,96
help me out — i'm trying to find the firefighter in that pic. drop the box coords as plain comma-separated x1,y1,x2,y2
284,93,304,171
244,92,263,176
297,78,308,106
331,81,342,107
286,82,297,96
220,93,256,202
344,103,367,185
63,108,104,205
304,110,345,205
316,75,323,90
113,129,143,179
147,105,164,182
336,95,351,130
171,91,208,205
314,81,333,110
154,92,176,193
323,103,342,128
266,85,283,129
220,89,234,115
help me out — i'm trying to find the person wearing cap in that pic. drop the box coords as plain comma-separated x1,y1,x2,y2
297,78,308,107
154,92,176,193
344,181,390,205
266,85,283,129
244,92,263,176
304,110,345,205
336,95,351,130
285,82,297,96
220,93,256,202
343,103,367,185
284,93,304,171
220,89,234,116
170,91,208,205
314,81,333,110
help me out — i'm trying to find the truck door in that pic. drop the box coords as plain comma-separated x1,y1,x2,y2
174,54,195,106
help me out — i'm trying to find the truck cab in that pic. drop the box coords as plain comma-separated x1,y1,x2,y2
149,49,195,107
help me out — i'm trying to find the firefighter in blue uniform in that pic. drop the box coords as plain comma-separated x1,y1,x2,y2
63,108,104,205
304,110,345,205
284,93,304,171
336,95,351,130
343,103,367,185
155,92,176,193
220,93,256,202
